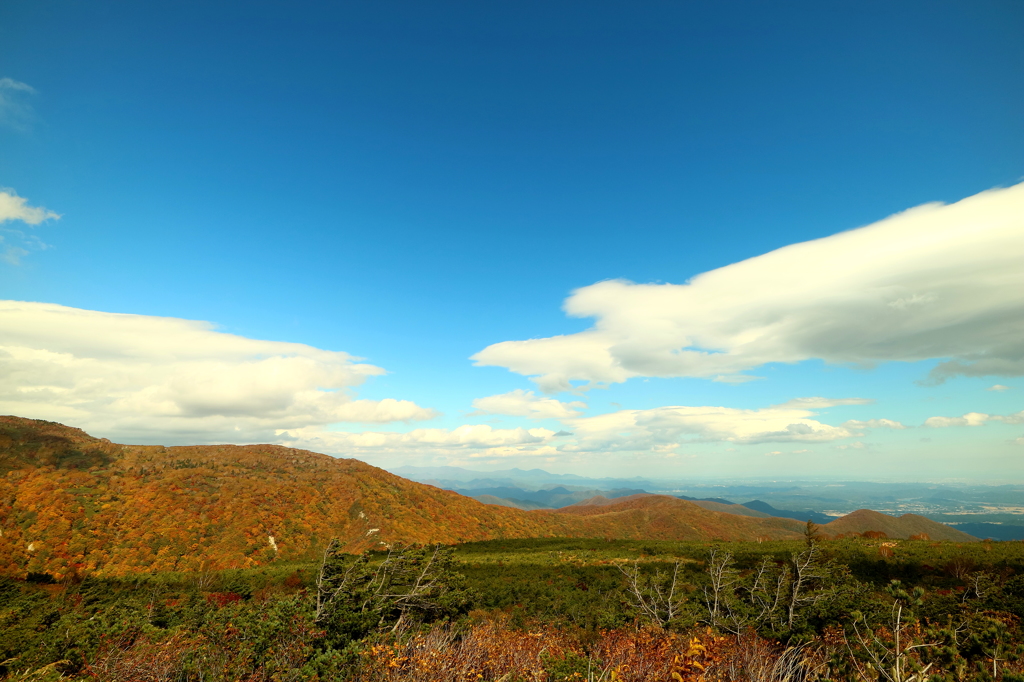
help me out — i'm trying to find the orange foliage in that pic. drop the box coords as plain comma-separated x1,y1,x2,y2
1,417,806,578
354,621,813,682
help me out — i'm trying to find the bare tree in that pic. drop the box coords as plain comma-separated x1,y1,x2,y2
743,557,789,631
844,602,936,682
617,560,688,628
701,548,741,631
787,544,828,629
698,543,844,636
314,540,471,636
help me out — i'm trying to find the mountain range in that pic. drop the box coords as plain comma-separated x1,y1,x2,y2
0,417,975,579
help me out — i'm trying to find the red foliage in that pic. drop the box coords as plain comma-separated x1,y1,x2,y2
205,591,243,607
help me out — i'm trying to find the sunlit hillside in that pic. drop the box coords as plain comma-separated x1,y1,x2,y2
1,417,814,578
821,508,976,541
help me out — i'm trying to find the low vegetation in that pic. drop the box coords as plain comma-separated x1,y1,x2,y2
4,536,1024,681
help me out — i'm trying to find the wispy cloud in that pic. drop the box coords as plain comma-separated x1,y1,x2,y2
0,190,60,225
778,397,872,409
987,384,1012,391
924,410,1024,428
842,418,907,430
0,78,38,132
471,389,586,419
473,183,1024,392
0,189,61,265
0,301,437,443
712,374,764,384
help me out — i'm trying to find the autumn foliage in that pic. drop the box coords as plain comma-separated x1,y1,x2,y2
0,417,806,580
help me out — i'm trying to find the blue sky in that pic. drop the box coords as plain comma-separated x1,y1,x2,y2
2,0,1023,480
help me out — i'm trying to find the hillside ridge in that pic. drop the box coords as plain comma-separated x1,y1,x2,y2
821,508,976,542
0,417,973,578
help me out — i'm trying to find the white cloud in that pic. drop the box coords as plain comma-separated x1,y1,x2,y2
835,441,868,450
924,410,1024,428
0,301,437,443
843,418,907,430
282,396,880,465
0,190,60,225
280,424,558,462
0,78,36,131
472,183,1024,392
559,397,865,454
0,190,61,265
329,399,439,423
777,397,873,409
988,384,1012,391
924,412,991,428
471,389,586,419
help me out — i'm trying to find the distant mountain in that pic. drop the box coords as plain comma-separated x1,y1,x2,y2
821,509,976,542
470,495,548,511
741,500,838,525
557,495,806,540
690,500,771,518
0,417,814,579
677,494,736,505
455,486,648,508
392,464,655,491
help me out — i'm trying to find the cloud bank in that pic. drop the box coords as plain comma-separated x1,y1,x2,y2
0,301,437,443
276,397,885,466
561,397,872,453
473,183,1024,392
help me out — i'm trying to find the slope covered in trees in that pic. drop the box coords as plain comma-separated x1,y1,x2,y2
0,417,565,578
0,417,970,579
0,418,808,578
821,508,977,541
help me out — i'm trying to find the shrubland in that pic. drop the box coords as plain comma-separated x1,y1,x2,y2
3,536,1024,681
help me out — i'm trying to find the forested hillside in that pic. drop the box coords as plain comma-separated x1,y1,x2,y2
1,417,976,580
821,508,976,541
0,417,810,578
